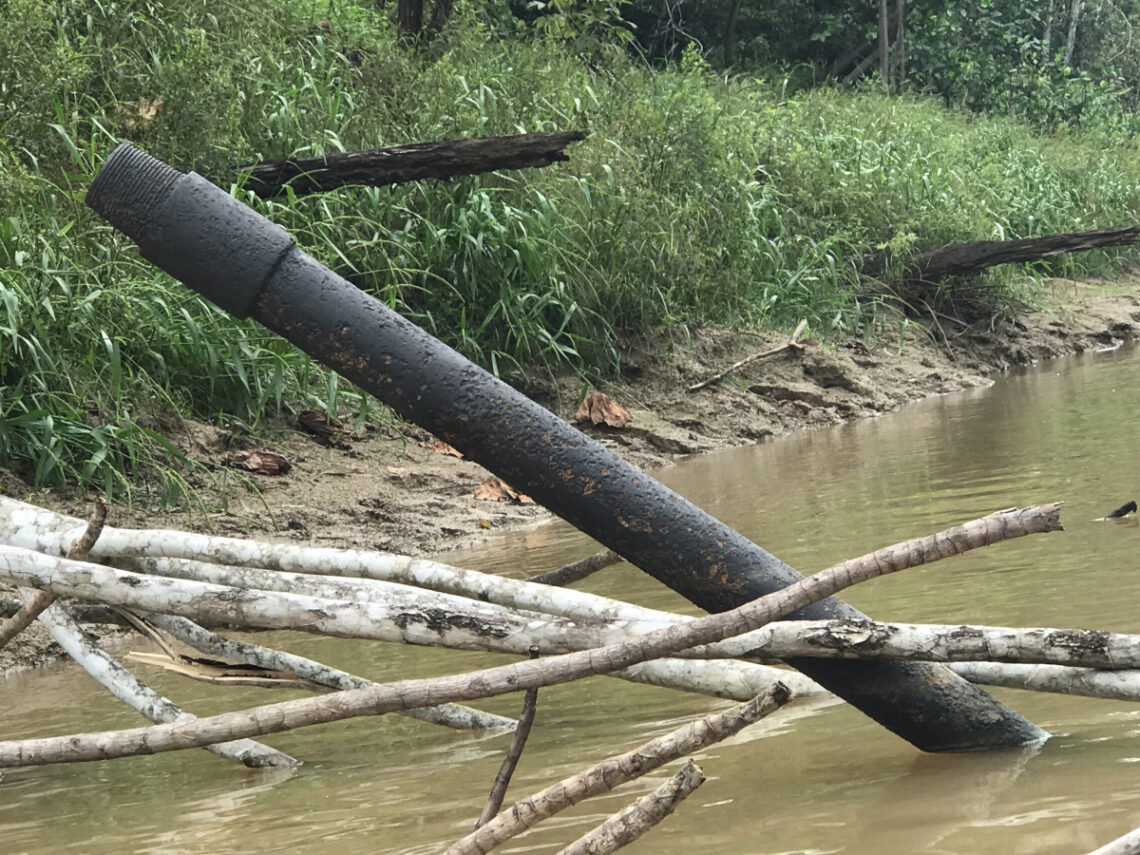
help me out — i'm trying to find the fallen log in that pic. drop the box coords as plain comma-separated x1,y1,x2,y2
0,504,1036,766
888,226,1140,284
238,130,586,197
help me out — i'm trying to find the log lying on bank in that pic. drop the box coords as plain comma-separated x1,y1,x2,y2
874,225,1140,284
237,131,587,197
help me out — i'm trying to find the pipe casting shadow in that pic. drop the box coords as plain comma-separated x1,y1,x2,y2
86,143,1047,752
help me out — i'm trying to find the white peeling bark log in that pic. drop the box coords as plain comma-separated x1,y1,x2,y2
1086,824,1140,855
0,544,821,702
0,504,1056,767
0,497,676,627
0,497,1069,664
27,594,297,768
951,662,1140,702
734,618,1140,670
446,685,789,855
148,614,516,730
555,760,705,855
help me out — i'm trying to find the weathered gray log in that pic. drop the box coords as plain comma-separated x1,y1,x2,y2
238,131,586,197
86,143,1049,752
892,226,1140,283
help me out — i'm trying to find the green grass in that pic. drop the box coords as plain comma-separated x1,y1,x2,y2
3,0,1140,502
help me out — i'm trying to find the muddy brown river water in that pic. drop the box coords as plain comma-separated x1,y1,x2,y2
5,345,1140,854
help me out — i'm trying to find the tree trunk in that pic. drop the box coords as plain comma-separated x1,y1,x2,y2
878,0,891,92
1043,0,1057,54
1064,0,1084,66
428,0,454,35
844,45,881,86
824,40,873,79
894,0,906,88
398,0,423,37
723,0,744,66
238,130,586,198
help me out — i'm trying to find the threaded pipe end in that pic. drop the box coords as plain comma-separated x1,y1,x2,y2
86,143,182,243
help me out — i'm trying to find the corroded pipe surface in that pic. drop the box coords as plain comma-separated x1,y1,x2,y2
87,144,1047,751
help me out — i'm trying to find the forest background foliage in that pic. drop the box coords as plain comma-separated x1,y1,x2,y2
2,0,1140,501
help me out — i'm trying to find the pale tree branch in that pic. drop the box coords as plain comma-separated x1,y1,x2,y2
0,496,106,650
446,685,790,855
0,505,1058,767
951,662,1140,702
147,613,516,730
1086,824,1140,855
555,760,706,855
29,593,297,767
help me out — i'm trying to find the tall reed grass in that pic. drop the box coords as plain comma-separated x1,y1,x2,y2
2,0,1140,499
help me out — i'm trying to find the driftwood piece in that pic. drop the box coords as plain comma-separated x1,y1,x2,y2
951,662,1140,703
238,131,587,198
555,760,706,855
1087,825,1140,855
0,497,106,650
446,685,790,855
0,506,1055,767
147,613,516,730
30,594,296,768
896,226,1140,284
529,549,622,587
688,319,807,392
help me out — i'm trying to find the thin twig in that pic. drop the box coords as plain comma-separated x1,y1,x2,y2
529,550,622,587
446,685,790,855
687,319,808,392
554,760,705,855
475,647,541,828
0,496,106,650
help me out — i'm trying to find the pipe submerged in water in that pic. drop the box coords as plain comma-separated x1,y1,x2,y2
86,143,1048,751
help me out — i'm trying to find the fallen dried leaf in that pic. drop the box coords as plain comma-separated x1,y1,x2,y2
230,449,292,476
299,408,352,442
474,476,534,504
574,390,632,428
121,97,164,131
430,439,464,458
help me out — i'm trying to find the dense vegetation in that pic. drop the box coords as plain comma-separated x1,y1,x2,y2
2,0,1140,501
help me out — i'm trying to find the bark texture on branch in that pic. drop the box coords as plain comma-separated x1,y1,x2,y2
742,617,1140,670
555,760,705,855
238,131,586,197
0,506,1053,767
951,662,1140,702
446,685,790,855
31,597,296,767
891,226,1140,284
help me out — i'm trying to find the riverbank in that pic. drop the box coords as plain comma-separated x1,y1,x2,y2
2,278,1139,673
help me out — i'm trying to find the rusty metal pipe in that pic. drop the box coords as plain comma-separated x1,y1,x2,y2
86,144,1047,751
